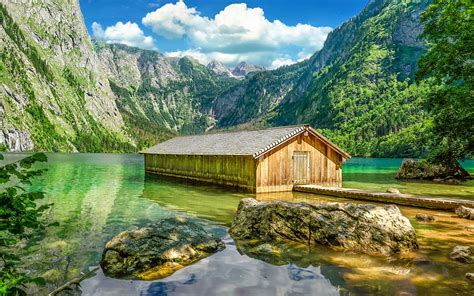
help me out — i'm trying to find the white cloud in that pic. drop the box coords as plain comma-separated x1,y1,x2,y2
165,49,210,64
270,57,296,69
92,21,155,50
143,1,208,39
143,1,331,67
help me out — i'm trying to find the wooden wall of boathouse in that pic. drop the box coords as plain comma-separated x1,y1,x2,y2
256,133,343,193
144,154,257,191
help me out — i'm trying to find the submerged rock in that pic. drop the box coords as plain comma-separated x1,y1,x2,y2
415,213,435,222
455,206,474,220
396,159,470,181
466,273,474,281
101,217,225,280
449,246,473,264
386,188,400,194
229,198,418,257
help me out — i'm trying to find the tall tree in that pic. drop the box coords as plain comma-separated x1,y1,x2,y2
416,0,474,164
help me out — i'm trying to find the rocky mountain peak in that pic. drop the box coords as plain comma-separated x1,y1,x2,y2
207,60,233,77
231,62,266,78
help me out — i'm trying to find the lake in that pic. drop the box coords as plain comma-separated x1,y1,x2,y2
2,153,474,295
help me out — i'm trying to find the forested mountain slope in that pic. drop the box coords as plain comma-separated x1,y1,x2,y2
95,42,238,149
0,1,131,152
215,0,431,157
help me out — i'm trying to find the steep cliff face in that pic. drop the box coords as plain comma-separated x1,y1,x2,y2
214,0,430,157
95,43,238,149
212,60,310,127
0,1,129,152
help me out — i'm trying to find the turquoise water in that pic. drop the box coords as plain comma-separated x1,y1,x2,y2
1,154,473,295
343,158,474,199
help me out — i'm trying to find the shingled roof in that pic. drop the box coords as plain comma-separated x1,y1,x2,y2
141,125,350,159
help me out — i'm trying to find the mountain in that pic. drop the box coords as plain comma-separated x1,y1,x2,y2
231,62,266,78
214,0,431,157
95,42,238,149
0,0,432,157
207,60,233,77
207,60,266,79
0,1,131,152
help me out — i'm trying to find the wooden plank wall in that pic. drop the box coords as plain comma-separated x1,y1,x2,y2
144,154,257,191
256,133,343,193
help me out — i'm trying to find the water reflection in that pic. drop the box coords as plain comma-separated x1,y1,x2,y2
141,174,250,225
0,153,472,295
80,239,341,296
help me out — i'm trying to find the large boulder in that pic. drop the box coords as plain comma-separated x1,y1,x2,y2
229,198,418,257
455,206,474,220
396,159,470,181
101,217,225,280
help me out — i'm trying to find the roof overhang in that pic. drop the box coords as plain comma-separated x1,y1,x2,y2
252,125,351,160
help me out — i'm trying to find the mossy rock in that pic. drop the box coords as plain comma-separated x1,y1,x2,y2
396,159,470,181
100,217,225,280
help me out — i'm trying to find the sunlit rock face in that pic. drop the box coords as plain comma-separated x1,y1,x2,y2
1,1,127,152
101,217,225,280
230,198,418,257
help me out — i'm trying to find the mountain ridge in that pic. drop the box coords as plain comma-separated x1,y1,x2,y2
0,0,432,157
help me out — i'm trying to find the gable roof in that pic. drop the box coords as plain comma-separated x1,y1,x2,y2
141,125,351,159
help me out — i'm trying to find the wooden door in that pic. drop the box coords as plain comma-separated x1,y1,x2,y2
293,151,309,184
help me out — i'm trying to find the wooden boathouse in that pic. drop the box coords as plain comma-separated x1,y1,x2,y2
141,125,350,193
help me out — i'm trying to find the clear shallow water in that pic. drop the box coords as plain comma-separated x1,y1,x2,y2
1,154,473,295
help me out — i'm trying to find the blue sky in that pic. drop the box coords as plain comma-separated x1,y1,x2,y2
80,0,367,68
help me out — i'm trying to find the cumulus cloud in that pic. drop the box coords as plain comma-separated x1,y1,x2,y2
92,21,155,50
142,1,331,67
270,57,296,69
165,49,210,64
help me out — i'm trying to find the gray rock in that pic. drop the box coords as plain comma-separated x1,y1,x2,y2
231,62,265,78
415,213,435,222
396,159,470,181
449,246,473,264
466,273,474,281
387,188,400,194
229,198,418,257
101,217,225,280
455,206,474,220
207,60,233,77
0,129,34,152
